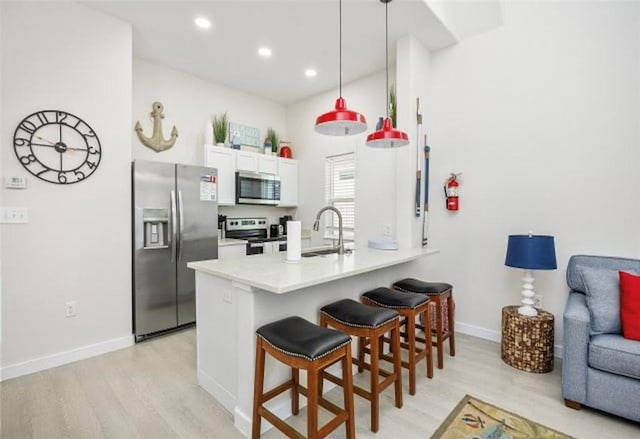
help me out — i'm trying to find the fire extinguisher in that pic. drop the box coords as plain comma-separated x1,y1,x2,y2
444,173,461,211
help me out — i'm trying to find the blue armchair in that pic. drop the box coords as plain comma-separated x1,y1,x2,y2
562,255,640,422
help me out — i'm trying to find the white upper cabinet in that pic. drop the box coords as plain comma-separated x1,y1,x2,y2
204,145,236,205
236,151,259,172
259,155,278,174
204,146,298,208
278,158,298,207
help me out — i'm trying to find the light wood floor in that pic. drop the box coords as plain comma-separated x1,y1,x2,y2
1,329,638,438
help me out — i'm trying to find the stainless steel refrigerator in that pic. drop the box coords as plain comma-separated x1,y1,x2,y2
132,160,218,341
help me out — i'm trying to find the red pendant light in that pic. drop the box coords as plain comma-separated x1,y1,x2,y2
366,0,409,148
315,0,367,136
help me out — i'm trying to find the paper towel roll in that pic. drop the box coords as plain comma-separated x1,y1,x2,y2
205,122,214,145
286,221,302,261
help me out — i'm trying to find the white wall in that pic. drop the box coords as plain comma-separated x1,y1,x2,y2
286,71,399,248
424,1,640,344
1,2,133,378
133,58,288,166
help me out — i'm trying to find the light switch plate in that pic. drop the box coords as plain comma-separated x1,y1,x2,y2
5,176,27,189
1,207,29,223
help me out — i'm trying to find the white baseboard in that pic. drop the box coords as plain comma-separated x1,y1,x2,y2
1,335,134,381
455,321,564,359
198,370,236,415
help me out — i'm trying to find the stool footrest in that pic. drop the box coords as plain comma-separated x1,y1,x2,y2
260,380,294,404
259,406,304,439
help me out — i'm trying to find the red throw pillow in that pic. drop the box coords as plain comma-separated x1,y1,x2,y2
619,271,640,341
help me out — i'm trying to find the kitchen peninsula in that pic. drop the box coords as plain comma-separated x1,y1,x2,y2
188,246,437,436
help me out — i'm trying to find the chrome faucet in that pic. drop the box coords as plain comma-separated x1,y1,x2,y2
313,206,345,255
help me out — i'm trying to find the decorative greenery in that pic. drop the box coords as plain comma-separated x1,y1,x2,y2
212,112,228,144
266,128,279,153
389,85,397,128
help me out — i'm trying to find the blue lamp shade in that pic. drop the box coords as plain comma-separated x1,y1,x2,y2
505,235,557,270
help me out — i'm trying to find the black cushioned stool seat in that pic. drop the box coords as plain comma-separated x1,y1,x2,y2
320,299,402,432
257,316,351,361
392,278,456,370
252,316,355,439
321,299,398,329
393,278,452,295
361,287,433,395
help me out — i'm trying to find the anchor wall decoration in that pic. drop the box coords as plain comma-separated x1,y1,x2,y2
135,101,178,152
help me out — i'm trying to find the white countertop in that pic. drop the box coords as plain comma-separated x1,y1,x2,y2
218,238,248,247
188,247,438,294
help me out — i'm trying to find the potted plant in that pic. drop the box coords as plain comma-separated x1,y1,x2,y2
389,85,397,128
212,112,228,146
265,128,279,155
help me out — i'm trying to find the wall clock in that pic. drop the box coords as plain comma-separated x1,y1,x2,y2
13,110,102,184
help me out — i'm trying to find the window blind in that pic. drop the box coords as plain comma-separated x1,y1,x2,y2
325,153,355,242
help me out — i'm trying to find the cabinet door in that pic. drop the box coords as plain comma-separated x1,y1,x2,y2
278,158,298,207
204,145,236,205
259,155,278,174
236,151,259,172
218,244,246,259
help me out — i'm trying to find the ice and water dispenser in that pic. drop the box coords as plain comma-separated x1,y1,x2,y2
142,208,169,249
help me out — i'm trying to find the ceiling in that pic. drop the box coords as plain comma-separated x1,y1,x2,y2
83,0,459,104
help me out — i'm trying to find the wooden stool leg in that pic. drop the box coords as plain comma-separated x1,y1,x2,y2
407,315,417,395
369,333,380,432
391,323,403,408
434,298,444,369
448,294,456,357
307,365,319,439
357,336,365,373
422,307,433,379
292,367,300,415
343,346,356,439
251,339,265,439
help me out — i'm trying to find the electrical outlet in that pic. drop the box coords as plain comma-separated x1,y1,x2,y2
382,224,392,237
0,207,29,223
223,290,233,304
65,301,78,317
534,295,543,308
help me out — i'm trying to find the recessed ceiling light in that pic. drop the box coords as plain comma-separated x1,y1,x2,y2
258,47,272,58
194,17,211,29
305,69,317,78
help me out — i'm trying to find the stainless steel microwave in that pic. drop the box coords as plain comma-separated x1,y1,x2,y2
235,171,281,205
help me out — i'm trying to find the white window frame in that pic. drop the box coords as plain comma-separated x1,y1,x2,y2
324,152,355,244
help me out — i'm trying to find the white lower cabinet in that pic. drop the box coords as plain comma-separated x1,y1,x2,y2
278,158,298,207
218,243,246,259
204,145,236,205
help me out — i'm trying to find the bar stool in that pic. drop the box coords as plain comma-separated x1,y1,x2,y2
252,316,355,439
392,278,455,369
320,299,402,432
361,287,433,395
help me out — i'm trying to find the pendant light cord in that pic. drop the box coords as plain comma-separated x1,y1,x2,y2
385,0,389,118
339,0,342,98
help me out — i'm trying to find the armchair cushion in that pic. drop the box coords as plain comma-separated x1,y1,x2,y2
578,266,623,334
589,334,640,380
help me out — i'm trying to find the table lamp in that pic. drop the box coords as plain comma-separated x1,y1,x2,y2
505,234,557,316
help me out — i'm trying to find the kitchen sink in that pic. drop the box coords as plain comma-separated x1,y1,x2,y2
301,248,352,258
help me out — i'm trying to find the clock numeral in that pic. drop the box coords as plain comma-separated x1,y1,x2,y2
82,129,96,139
57,172,67,184
56,111,68,123
14,138,30,147
74,170,86,181
19,120,38,135
20,154,36,165
86,161,97,170
88,146,100,155
36,112,49,125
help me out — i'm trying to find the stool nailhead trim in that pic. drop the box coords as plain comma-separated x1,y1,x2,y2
363,296,428,310
256,334,351,362
319,310,399,329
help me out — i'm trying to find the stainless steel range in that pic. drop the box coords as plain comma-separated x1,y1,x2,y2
225,217,287,255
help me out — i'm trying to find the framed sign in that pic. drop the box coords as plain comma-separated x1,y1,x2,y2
228,122,260,148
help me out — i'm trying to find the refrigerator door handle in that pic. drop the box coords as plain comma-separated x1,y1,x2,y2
170,189,177,263
177,190,185,261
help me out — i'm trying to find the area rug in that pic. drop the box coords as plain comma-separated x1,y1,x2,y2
430,395,576,439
